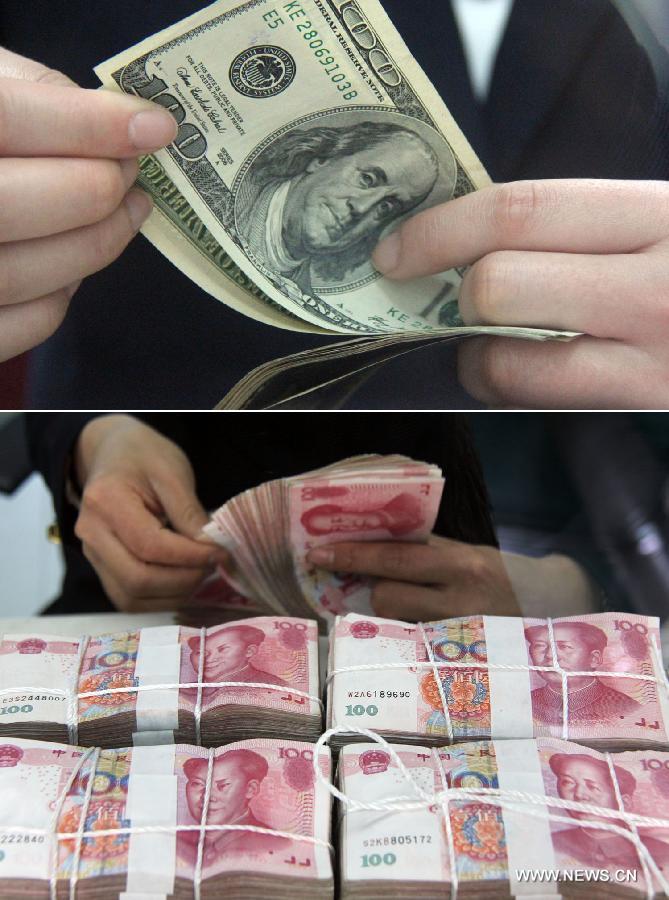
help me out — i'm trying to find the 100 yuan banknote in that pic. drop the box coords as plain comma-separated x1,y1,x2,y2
289,474,443,620
0,738,333,895
95,0,573,343
0,620,320,747
339,737,669,896
328,612,669,749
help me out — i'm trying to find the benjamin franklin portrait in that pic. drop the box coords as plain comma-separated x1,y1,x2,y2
234,110,458,295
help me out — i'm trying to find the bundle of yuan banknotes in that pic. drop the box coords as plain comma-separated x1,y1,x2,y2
93,0,575,408
0,619,321,747
198,454,444,629
2,735,669,897
1,613,669,895
0,737,333,898
327,612,669,752
337,737,669,898
1,614,667,753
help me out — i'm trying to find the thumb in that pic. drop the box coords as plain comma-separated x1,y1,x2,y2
0,47,78,87
156,479,209,540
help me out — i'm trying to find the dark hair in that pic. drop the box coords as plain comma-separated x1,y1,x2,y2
524,621,608,654
255,121,439,282
189,624,266,653
218,748,269,783
183,748,269,785
300,503,343,536
258,121,438,182
549,752,636,798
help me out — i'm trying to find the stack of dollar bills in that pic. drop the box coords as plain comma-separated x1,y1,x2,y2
94,0,575,409
0,618,321,748
326,612,669,751
0,737,333,898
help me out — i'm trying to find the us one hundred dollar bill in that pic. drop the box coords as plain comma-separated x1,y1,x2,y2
95,0,575,346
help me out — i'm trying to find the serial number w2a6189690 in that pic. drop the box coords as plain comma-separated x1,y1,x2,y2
347,690,411,699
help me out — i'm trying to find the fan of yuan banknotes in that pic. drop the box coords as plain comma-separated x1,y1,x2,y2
94,0,575,409
0,737,333,899
201,455,444,628
338,737,669,898
327,612,669,752
0,618,321,748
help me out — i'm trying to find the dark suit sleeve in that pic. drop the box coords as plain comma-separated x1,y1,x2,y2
25,413,199,547
25,413,99,546
415,415,498,549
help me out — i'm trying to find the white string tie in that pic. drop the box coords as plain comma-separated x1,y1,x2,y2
67,635,89,746
315,726,669,898
431,746,458,900
327,617,669,744
68,746,100,900
194,628,206,747
48,746,95,900
193,747,214,900
419,623,453,742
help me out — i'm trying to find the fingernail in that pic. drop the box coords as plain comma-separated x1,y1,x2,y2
372,230,401,275
120,158,139,191
124,189,153,231
308,548,335,567
128,108,178,151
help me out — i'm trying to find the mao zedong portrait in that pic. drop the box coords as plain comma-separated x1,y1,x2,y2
525,622,641,726
549,752,669,874
188,624,287,704
300,492,424,537
236,120,440,293
178,749,289,865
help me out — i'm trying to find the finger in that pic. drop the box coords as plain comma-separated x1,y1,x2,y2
371,581,447,622
373,180,669,280
0,189,152,307
0,157,138,243
150,475,210,540
0,77,178,158
458,335,660,409
84,484,221,570
0,284,78,362
306,542,449,582
91,564,190,614
82,528,213,600
0,48,77,87
459,250,654,340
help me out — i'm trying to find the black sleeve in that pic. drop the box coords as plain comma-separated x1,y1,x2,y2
25,413,199,547
421,415,498,549
25,413,100,546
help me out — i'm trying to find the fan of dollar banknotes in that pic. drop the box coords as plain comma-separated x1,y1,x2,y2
94,0,576,408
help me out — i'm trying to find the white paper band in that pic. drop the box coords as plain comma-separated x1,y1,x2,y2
483,616,534,738
134,627,181,736
123,744,177,898
493,739,558,895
